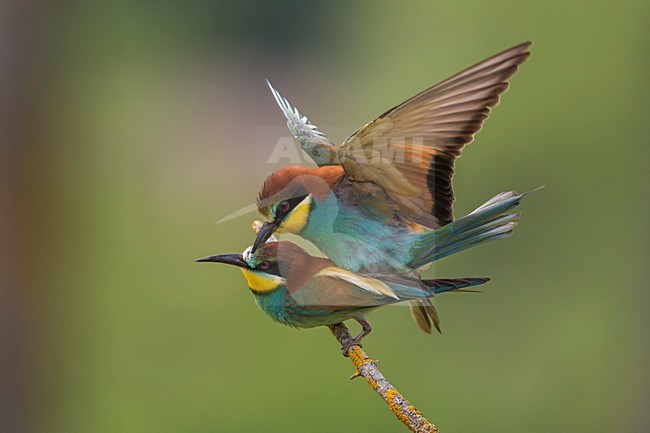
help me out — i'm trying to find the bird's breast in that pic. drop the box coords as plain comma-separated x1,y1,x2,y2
302,192,421,273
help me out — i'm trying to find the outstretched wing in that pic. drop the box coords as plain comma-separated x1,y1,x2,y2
288,267,432,309
266,80,339,166
337,42,532,228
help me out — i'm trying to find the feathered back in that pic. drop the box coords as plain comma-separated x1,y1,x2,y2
255,241,333,291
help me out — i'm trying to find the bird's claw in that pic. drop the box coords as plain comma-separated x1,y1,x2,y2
340,338,363,357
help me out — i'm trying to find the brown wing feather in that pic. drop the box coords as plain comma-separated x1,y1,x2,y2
338,42,532,227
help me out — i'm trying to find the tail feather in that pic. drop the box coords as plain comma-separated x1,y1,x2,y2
409,277,489,334
433,220,519,260
422,277,491,294
408,190,536,269
409,299,442,334
421,299,441,334
410,300,433,334
406,187,540,334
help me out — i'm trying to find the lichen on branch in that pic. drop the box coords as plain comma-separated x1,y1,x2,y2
329,323,439,433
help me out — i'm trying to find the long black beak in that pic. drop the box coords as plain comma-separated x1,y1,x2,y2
251,221,277,253
195,253,248,268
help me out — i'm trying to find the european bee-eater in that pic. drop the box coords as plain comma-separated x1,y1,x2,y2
252,42,533,274
197,241,489,348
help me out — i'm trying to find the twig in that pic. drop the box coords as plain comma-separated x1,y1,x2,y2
328,323,440,433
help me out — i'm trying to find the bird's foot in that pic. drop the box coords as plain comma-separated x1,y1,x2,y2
340,317,372,357
340,336,364,356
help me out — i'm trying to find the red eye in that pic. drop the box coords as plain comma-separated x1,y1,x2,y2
278,201,290,213
258,261,271,270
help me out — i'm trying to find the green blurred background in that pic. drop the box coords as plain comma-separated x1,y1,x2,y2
1,1,648,432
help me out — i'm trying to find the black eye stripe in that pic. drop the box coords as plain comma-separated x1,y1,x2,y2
277,195,308,217
255,261,281,277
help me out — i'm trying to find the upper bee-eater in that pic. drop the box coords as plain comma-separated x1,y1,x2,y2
197,240,489,348
251,42,533,276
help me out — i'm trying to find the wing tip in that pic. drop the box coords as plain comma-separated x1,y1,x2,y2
508,40,533,56
265,78,277,95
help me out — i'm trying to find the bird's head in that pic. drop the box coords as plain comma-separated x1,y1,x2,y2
252,165,342,253
196,241,313,295
197,241,285,294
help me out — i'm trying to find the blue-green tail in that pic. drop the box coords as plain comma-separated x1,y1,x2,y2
408,190,537,269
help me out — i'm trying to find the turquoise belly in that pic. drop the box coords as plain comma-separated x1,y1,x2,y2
253,287,370,328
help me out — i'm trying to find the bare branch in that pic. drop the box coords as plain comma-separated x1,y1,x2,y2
329,324,440,433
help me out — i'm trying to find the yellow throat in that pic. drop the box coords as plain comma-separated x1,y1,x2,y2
240,269,283,294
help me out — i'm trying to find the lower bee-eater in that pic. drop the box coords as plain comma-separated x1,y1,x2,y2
197,241,489,348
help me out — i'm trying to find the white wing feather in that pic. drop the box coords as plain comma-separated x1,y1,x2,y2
266,80,335,150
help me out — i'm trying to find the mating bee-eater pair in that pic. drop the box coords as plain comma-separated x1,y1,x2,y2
198,42,535,348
